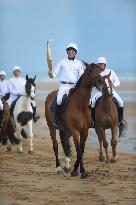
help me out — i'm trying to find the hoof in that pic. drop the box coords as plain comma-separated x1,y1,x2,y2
56,166,62,175
99,156,105,162
71,170,79,177
7,146,11,152
63,167,71,173
56,170,63,175
81,172,88,179
105,159,111,164
28,150,34,154
111,158,117,163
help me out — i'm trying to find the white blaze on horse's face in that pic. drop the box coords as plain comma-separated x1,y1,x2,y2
105,78,111,94
30,85,35,99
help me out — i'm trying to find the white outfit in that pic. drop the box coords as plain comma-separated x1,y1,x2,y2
52,58,84,105
7,77,26,107
0,79,9,110
91,68,123,107
0,79,9,97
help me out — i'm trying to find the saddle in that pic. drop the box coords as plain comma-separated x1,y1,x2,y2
95,96,119,108
50,94,69,113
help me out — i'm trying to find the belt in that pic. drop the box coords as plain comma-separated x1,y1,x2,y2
60,81,75,85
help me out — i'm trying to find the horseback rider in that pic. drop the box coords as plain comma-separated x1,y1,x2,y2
90,57,125,127
7,66,40,122
0,70,9,128
48,42,84,129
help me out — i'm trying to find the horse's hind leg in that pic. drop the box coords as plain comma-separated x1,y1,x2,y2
111,126,118,162
59,129,71,172
50,126,62,174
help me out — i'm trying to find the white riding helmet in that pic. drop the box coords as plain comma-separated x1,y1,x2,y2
66,43,78,52
97,57,107,64
0,70,6,76
13,65,21,72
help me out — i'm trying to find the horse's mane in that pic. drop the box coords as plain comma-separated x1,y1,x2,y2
69,74,83,96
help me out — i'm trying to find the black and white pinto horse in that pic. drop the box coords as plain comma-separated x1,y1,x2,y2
11,75,36,153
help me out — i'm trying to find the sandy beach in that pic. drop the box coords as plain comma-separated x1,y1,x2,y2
0,81,136,205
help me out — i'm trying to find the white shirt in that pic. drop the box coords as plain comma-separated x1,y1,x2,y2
0,79,9,97
52,58,84,83
100,68,120,87
8,77,26,96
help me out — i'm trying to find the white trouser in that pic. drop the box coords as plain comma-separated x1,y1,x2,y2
57,84,74,105
7,94,18,108
0,98,3,110
91,89,123,108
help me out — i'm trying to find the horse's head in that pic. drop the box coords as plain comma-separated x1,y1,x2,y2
82,62,104,88
25,75,36,100
102,71,113,96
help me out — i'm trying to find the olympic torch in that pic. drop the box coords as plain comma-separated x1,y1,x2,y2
47,39,53,73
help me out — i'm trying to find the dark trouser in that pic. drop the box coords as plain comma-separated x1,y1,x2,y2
53,104,61,129
118,107,124,122
0,110,3,128
90,107,95,128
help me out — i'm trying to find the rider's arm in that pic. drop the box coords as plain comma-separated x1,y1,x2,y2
48,60,62,78
8,79,18,95
78,62,84,77
111,70,120,87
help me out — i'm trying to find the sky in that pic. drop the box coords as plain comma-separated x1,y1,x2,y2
0,0,136,80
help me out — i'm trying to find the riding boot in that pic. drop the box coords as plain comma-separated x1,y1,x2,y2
0,110,3,128
53,104,61,129
118,107,125,127
32,106,40,123
90,108,95,128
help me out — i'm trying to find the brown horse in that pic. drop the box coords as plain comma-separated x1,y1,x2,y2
0,100,10,144
95,72,127,163
0,99,20,146
45,62,103,179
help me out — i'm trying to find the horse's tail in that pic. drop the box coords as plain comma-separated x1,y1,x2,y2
6,119,20,145
118,119,128,138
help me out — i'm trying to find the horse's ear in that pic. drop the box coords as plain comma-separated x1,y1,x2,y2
26,75,28,80
82,61,89,68
33,75,36,81
108,71,111,77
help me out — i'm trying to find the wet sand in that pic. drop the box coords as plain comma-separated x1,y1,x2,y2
0,81,136,205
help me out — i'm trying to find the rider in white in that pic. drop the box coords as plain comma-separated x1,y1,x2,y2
0,70,9,128
7,66,40,122
91,57,125,127
7,66,26,107
48,42,84,128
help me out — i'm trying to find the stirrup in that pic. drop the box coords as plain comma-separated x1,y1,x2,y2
119,120,125,127
90,121,95,128
33,114,40,123
0,123,4,128
53,121,59,129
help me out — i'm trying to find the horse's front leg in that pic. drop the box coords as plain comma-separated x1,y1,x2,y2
59,130,71,173
96,127,110,162
96,126,105,162
27,120,33,154
111,126,118,162
16,123,23,153
71,131,88,179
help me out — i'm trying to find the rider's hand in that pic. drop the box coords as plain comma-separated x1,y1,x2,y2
48,71,53,78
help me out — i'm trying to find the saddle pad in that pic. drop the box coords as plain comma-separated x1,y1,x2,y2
50,95,69,113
